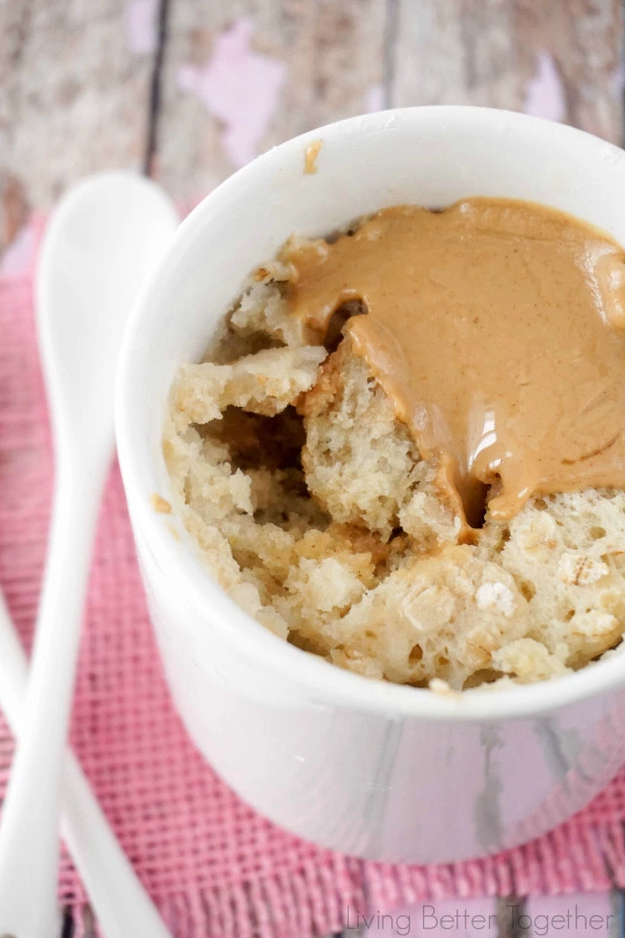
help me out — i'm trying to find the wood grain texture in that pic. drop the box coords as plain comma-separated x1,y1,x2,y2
154,0,386,200
0,0,155,222
388,0,533,113
1,0,623,231
390,0,623,143
515,0,624,143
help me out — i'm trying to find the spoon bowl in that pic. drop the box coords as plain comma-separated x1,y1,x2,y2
38,172,178,458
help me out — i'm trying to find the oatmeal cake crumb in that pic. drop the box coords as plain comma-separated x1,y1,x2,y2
151,493,173,514
304,140,322,174
164,228,625,691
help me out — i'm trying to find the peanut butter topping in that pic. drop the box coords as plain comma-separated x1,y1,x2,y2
285,198,625,523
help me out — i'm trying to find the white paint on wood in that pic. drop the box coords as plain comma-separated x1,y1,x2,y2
155,0,386,200
125,0,157,54
524,52,566,123
176,17,286,168
390,0,623,143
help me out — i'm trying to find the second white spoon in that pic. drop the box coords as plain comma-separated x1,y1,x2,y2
0,587,173,938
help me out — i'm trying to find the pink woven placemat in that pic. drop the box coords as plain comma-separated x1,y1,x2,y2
3,220,625,938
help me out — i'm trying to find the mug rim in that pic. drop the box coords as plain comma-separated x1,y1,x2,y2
116,105,625,722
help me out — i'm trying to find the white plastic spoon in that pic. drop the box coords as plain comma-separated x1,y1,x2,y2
0,172,178,938
0,587,174,938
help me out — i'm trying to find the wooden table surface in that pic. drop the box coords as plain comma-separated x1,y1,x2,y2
1,1,625,936
1,0,624,243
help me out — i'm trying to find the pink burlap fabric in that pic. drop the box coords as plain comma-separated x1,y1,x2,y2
2,221,625,938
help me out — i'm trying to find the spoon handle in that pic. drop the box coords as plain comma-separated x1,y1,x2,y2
0,585,172,938
0,462,108,937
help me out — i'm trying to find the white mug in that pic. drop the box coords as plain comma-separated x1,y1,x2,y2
116,107,625,864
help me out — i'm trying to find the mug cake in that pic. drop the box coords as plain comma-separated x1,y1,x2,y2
163,197,625,692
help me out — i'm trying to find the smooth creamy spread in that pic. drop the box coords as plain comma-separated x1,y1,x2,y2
285,198,625,523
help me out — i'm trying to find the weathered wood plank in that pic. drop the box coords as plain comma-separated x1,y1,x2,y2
0,0,157,249
153,0,387,201
2,0,621,235
387,0,531,113
515,0,623,142
389,0,623,144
